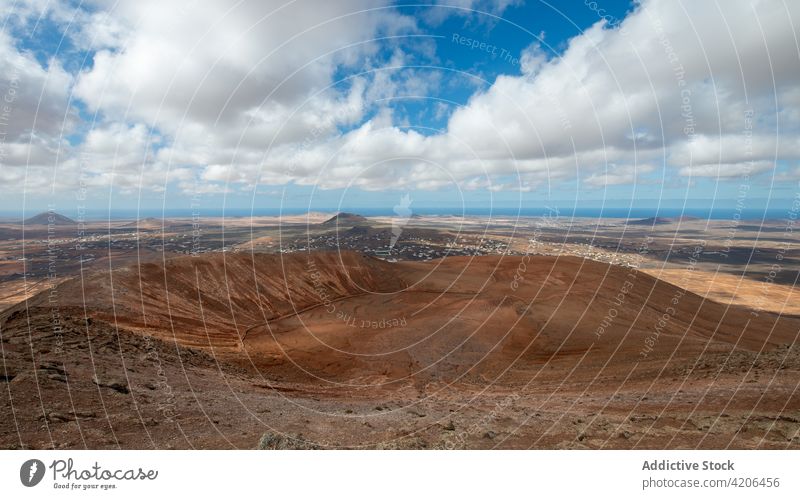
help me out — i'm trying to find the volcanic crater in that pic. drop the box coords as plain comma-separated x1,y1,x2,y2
2,251,799,449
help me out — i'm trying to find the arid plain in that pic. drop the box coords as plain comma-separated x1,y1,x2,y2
1,212,799,449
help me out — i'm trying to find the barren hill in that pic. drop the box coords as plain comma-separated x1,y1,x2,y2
240,254,798,384
22,251,406,350
321,212,368,227
23,212,76,225
11,251,798,381
2,251,799,449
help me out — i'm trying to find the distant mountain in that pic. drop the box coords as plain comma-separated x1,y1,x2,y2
626,217,671,226
627,215,700,226
321,212,368,227
121,217,163,229
23,212,76,225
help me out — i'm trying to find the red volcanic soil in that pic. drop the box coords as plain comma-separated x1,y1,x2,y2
25,251,406,350
1,251,799,449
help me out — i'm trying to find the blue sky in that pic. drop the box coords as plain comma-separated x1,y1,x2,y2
0,0,798,217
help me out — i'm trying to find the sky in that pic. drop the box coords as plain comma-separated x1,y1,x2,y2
0,0,798,217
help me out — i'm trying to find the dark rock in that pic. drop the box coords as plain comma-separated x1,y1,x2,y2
71,411,97,419
38,361,66,375
142,417,159,427
47,373,68,383
46,411,74,423
92,375,129,394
